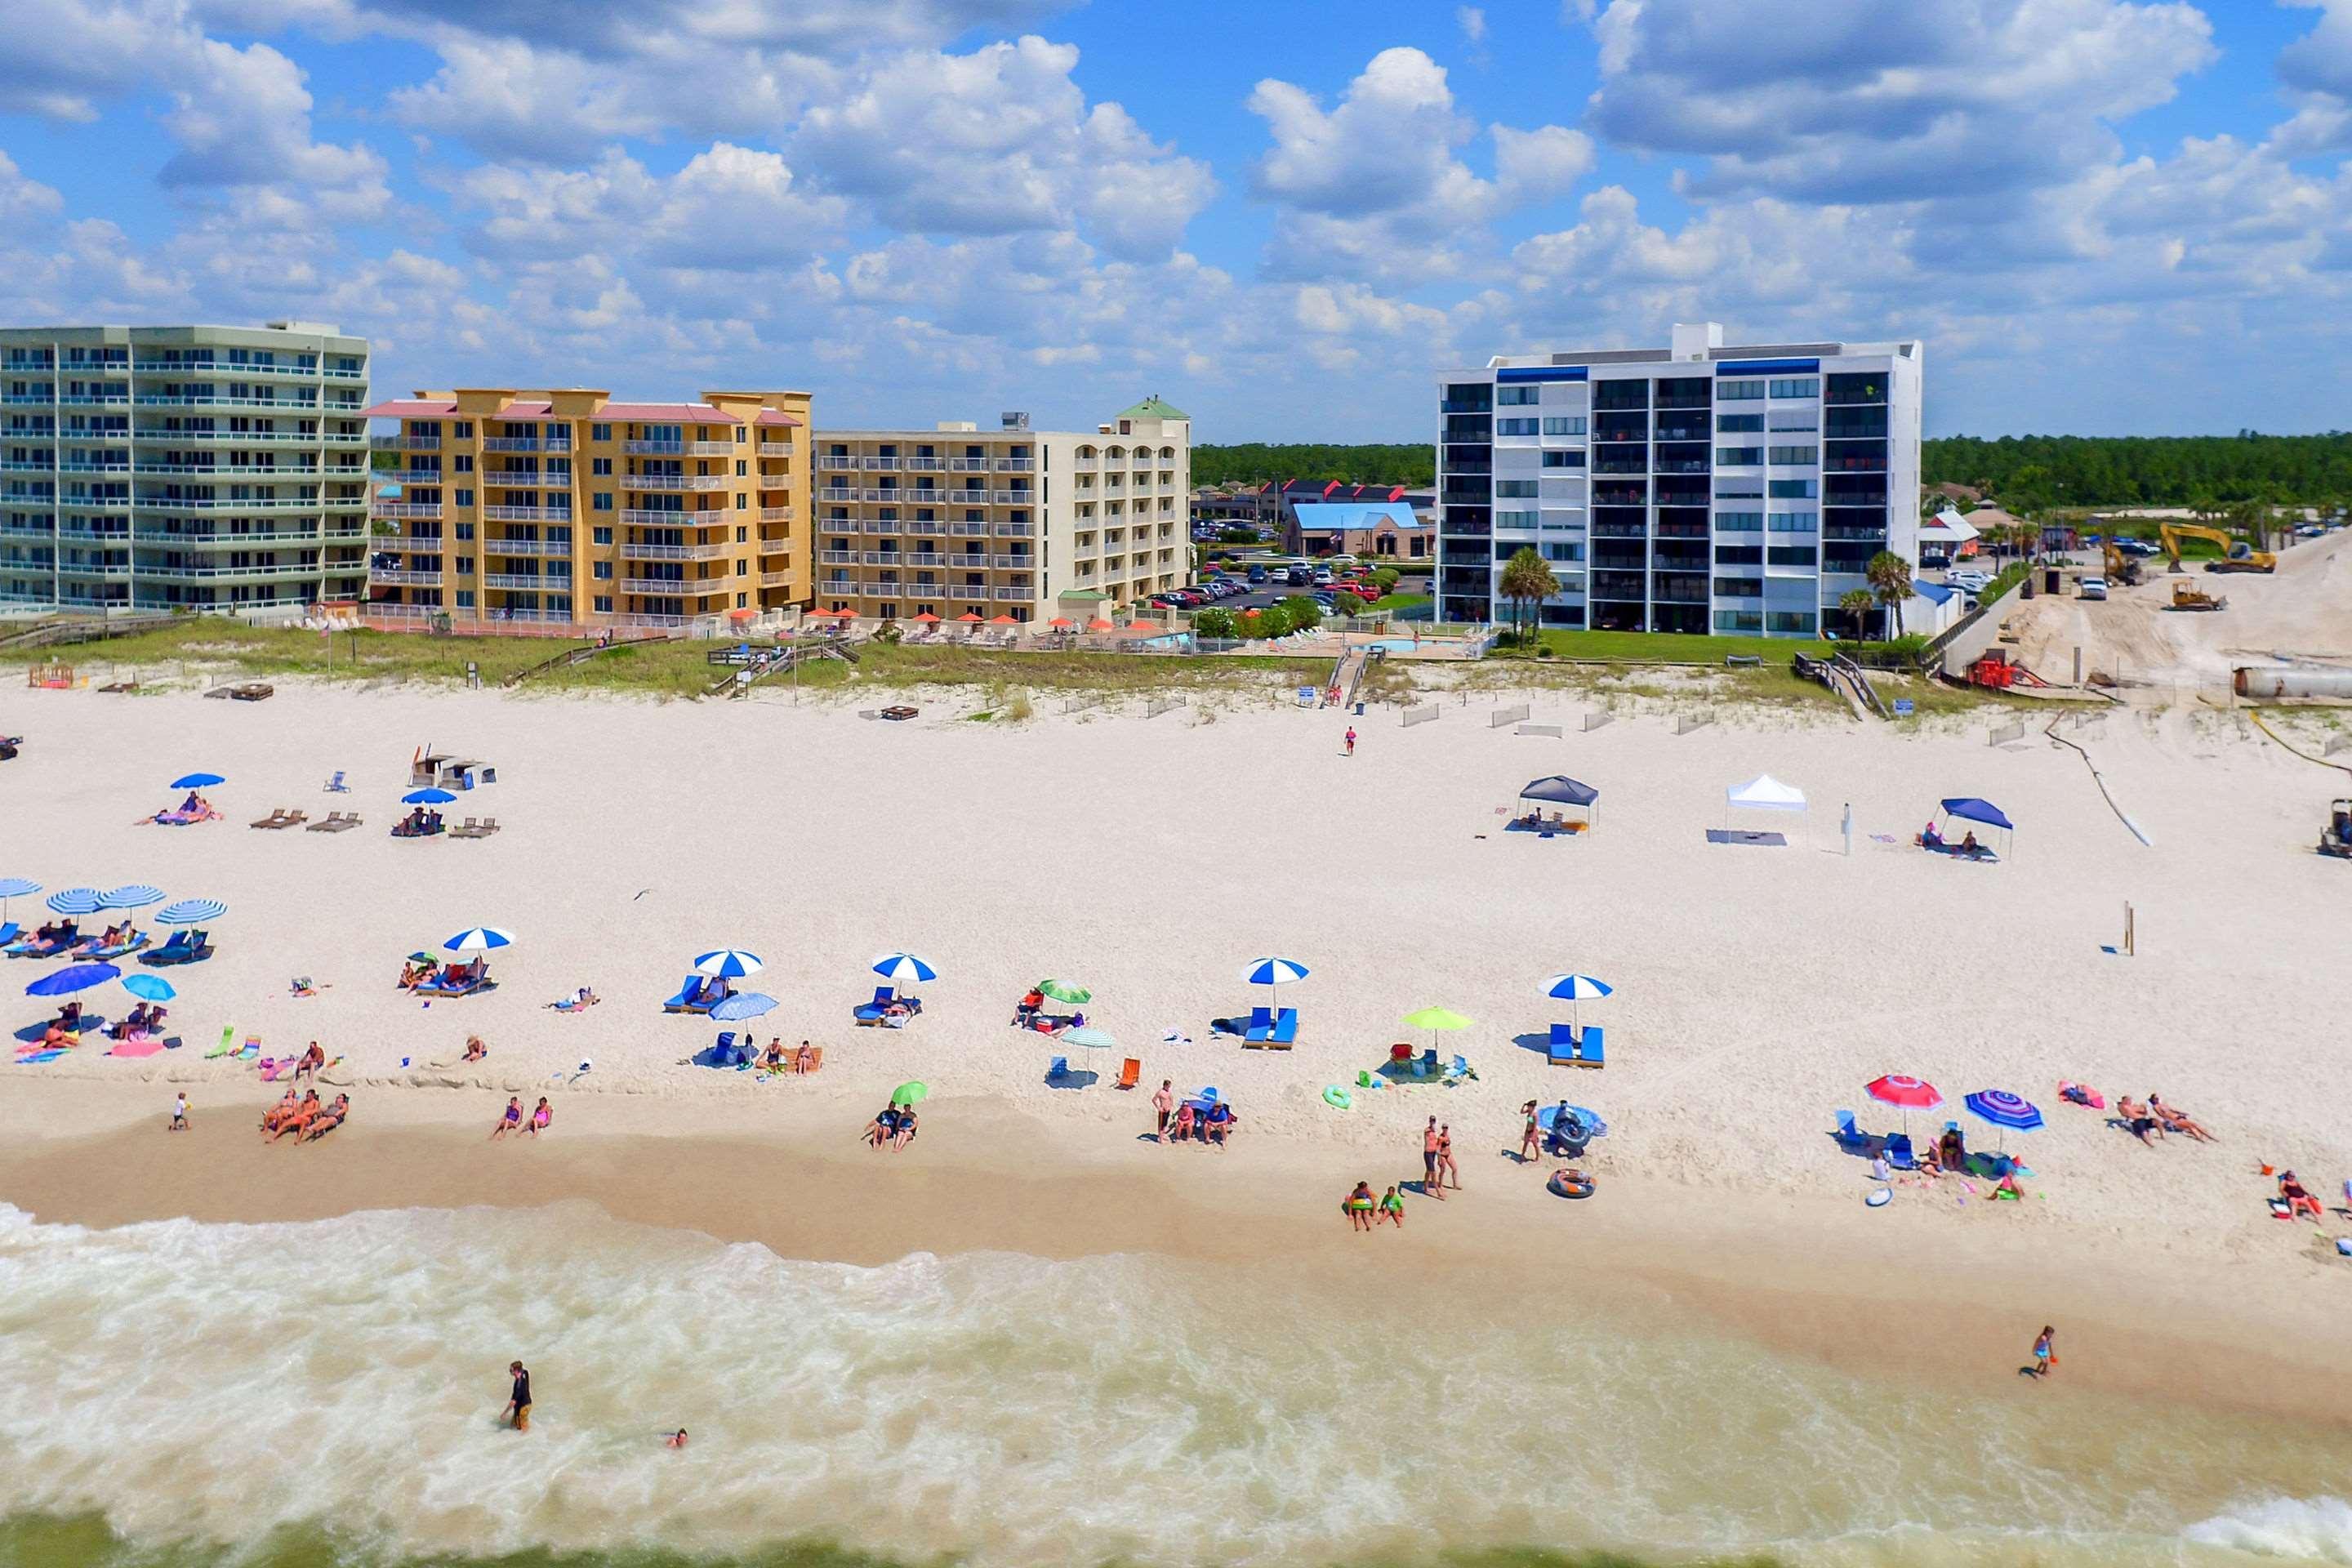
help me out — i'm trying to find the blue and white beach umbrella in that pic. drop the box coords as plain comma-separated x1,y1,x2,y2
44,887,104,916
100,884,165,910
0,878,40,900
710,991,777,1022
402,787,457,805
26,962,118,998
169,773,225,790
1242,956,1309,987
1541,971,1614,1033
156,898,226,926
443,926,514,953
871,951,938,984
693,948,765,978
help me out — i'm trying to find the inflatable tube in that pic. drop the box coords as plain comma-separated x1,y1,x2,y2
1548,1169,1596,1200
1321,1085,1351,1110
1865,1187,1892,1208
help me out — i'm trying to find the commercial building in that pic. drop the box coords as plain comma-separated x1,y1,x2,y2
1,321,371,615
1436,323,1922,637
808,397,1189,621
1282,491,1432,559
362,388,810,631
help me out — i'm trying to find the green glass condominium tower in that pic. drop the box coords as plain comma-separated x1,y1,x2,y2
0,321,371,616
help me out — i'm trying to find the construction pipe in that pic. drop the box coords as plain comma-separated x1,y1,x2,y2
2234,666,2352,700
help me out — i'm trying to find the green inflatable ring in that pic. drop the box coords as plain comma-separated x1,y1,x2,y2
1321,1085,1352,1110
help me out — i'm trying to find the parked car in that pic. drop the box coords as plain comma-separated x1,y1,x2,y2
1949,569,1990,590
2079,576,2108,600
1286,567,1313,586
1247,565,1269,583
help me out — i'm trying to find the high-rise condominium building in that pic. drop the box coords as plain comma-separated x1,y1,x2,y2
0,321,372,615
1436,323,1922,638
363,388,810,631
809,397,1190,622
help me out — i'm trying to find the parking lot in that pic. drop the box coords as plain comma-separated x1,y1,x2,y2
1150,566,1424,617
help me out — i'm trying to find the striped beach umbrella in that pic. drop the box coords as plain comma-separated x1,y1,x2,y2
1867,1074,1944,1138
1541,972,1613,1034
1063,1025,1117,1053
1964,1089,2045,1137
45,887,104,916
710,992,777,1022
442,926,514,952
872,951,937,984
156,898,226,926
693,948,765,978
1036,978,1092,1004
1242,956,1309,987
0,878,39,920
100,884,165,909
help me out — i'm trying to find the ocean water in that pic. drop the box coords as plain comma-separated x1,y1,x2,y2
0,1200,2346,1568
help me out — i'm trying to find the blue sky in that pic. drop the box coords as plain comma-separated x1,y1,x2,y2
3,0,2351,443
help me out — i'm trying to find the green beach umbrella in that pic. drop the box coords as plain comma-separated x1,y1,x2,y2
1401,1006,1473,1054
1063,1026,1117,1052
1036,978,1092,1004
891,1080,928,1107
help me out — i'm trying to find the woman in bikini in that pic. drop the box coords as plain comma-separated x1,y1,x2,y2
270,1092,323,1143
260,1088,301,1133
1518,1102,1543,1165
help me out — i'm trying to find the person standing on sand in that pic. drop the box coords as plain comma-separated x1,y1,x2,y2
503,1361,532,1431
1518,1101,1541,1165
170,1092,189,1132
1437,1124,1460,1192
1422,1116,1445,1200
1152,1079,1174,1142
2029,1326,2057,1379
1344,726,1356,757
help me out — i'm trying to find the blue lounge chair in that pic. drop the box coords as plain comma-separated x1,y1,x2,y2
324,770,349,792
1271,1007,1298,1045
690,1032,751,1069
1574,1026,1605,1068
1241,1004,1275,1041
0,923,18,952
1444,1053,1476,1083
144,929,210,967
854,985,895,1024
83,932,149,960
1833,1109,1866,1148
661,974,703,1012
1546,1021,1577,1066
1884,1132,1918,1171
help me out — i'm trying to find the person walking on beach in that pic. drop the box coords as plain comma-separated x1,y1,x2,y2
1437,1124,1461,1192
1343,725,1356,757
2029,1326,2057,1379
1422,1116,1445,1200
1518,1101,1541,1165
503,1361,532,1432
1152,1079,1174,1142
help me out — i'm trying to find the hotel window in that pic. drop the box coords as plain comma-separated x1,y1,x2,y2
1767,378,1820,399
1496,385,1539,405
1768,479,1819,499
1767,446,1818,466
1767,410,1817,433
456,522,474,541
1715,479,1763,499
1716,413,1762,433
453,454,474,472
592,457,612,475
1766,610,1818,633
1496,418,1539,435
590,424,612,443
1541,451,1585,469
1716,447,1762,466
1717,380,1765,401
1766,546,1818,568
1768,512,1818,532
1716,513,1764,532
455,488,474,507
593,527,612,546
1494,510,1541,530
593,493,613,511
1495,479,1539,497
736,461,746,477
594,595,612,613
453,422,473,438
456,589,474,608
1541,416,1585,435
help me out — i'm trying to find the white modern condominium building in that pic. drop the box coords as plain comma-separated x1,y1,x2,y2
0,321,372,616
1436,323,1922,638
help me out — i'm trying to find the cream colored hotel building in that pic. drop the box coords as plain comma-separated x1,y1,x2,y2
365,390,1189,630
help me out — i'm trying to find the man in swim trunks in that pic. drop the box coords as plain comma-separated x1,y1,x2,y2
1422,1117,1444,1199
506,1362,532,1431
2116,1096,2163,1145
1152,1079,1174,1142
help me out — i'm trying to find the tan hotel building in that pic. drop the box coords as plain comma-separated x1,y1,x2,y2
810,397,1191,621
363,388,809,630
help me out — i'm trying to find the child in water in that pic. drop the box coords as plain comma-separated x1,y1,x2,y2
666,1429,688,1449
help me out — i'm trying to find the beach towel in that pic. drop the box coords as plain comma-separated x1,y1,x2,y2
14,1049,67,1064
109,1037,167,1058
2057,1080,2106,1110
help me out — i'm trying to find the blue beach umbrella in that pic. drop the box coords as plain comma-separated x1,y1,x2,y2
403,787,457,805
26,962,119,998
100,884,165,909
443,927,514,952
1964,1088,2044,1160
693,948,765,978
45,887,104,916
1541,972,1614,1035
121,973,176,1002
710,992,777,1022
1242,956,1309,988
170,773,225,790
156,898,226,926
871,951,938,985
0,878,40,918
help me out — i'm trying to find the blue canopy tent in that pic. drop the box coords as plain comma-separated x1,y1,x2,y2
1517,776,1598,831
1928,797,2014,860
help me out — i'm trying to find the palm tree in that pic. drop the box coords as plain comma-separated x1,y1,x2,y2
1838,588,1877,642
2226,497,2270,552
1498,546,1557,650
1864,549,1913,638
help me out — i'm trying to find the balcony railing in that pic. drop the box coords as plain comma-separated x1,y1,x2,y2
483,505,572,523
760,506,793,523
758,441,794,457
135,527,340,548
863,551,951,568
760,570,793,586
994,457,1035,471
620,576,722,595
485,537,572,557
619,509,694,528
991,491,1033,506
625,440,731,456
371,568,444,586
947,457,990,472
623,473,727,492
860,457,902,471
370,501,443,520
992,522,1035,537
621,541,728,562
482,572,570,591
372,435,441,451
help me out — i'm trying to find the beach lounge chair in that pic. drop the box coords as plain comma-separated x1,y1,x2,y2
141,929,199,966
1547,1022,1605,1067
1884,1132,1918,1171
661,974,708,1013
421,960,489,996
1444,1053,1477,1084
251,808,291,829
1116,1058,1140,1090
1240,1004,1276,1043
306,811,353,832
853,985,902,1024
83,931,149,960
1833,1109,1869,1150
0,924,16,952
468,817,501,836
448,817,479,837
1046,1054,1071,1084
323,770,348,792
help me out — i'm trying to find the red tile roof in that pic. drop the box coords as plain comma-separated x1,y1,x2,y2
754,409,802,427
494,401,554,420
598,403,742,424
363,399,458,418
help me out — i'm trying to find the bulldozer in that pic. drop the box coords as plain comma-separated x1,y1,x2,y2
2159,523,2275,575
2100,539,2144,586
2323,800,2352,860
2168,581,2226,612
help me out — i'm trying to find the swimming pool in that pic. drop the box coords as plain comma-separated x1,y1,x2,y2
1365,637,1424,653
1141,633,1194,650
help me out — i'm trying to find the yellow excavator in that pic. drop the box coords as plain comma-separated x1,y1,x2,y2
2100,539,2143,586
2159,523,2275,575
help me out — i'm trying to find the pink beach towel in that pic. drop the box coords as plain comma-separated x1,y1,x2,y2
109,1037,167,1058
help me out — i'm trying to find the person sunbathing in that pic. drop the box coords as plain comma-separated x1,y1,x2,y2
270,1091,323,1142
794,1041,816,1074
55,1000,82,1033
399,960,434,990
2149,1095,2214,1143
528,1098,552,1136
1986,1170,2025,1201
305,1095,350,1141
1919,821,1943,848
2117,1096,2165,1145
462,1036,488,1062
1915,1141,1944,1178
878,1000,911,1027
261,1089,300,1132
890,1108,919,1151
2278,1171,2323,1221
759,1039,786,1071
490,1096,522,1139
120,1004,152,1036
864,1107,898,1148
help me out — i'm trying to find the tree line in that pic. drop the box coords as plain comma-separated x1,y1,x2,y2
1925,432,2352,512
1194,443,1432,488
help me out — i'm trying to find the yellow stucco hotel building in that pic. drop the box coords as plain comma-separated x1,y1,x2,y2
364,390,1187,630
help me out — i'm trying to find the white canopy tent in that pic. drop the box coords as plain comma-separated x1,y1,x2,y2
1726,774,1807,813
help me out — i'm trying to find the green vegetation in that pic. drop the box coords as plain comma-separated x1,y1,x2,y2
1195,443,1430,488
1366,592,1431,613
1973,562,2030,608
1925,432,2352,510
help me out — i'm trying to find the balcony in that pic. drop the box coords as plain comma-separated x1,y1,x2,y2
619,576,717,595
138,495,319,513
947,457,990,472
619,508,699,528
371,501,443,520
136,527,336,549
482,437,546,452
817,487,856,503
818,550,858,565
993,586,1031,601
622,473,727,492
992,491,1034,506
133,561,325,583
372,568,444,587
859,457,903,471
372,435,441,451
994,457,1035,472
485,537,572,558
759,506,793,523
368,535,447,553
625,439,731,456
992,522,1035,537
134,394,318,410
860,488,906,503
621,541,728,562
482,505,572,523
947,521,989,537
760,570,793,586
482,572,569,591
486,470,568,489
987,554,1036,569
368,469,443,486
758,441,794,457
864,551,951,568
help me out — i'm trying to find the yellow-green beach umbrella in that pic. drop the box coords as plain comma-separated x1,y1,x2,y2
891,1081,928,1107
1401,1006,1473,1053
1037,978,1092,1004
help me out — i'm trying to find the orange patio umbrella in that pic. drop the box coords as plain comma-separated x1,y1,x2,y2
913,612,942,623
956,611,983,622
1128,619,1159,632
1049,617,1075,629
1087,617,1116,631
988,613,1018,626
727,608,756,621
